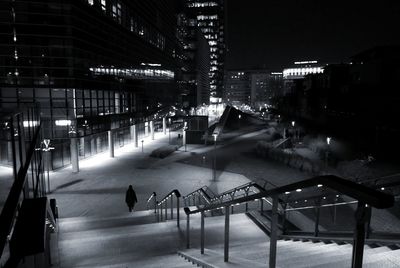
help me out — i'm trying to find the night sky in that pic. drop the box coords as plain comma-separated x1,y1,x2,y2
226,0,400,70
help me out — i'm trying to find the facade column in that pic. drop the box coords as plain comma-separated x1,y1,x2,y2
70,138,79,173
150,121,155,140
108,130,114,158
145,122,149,136
90,137,96,156
163,117,167,135
79,137,85,157
130,124,135,146
133,124,138,147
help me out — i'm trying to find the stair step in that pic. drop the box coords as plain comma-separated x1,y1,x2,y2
178,248,266,268
59,210,158,232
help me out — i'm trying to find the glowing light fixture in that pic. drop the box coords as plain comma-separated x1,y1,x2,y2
55,120,72,126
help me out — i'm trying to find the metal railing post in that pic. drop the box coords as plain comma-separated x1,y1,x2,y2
201,211,205,254
351,202,370,268
171,196,174,219
177,197,180,228
269,195,278,268
158,203,164,221
186,214,190,249
245,189,249,212
154,194,157,214
157,203,160,221
366,207,372,239
282,202,287,235
165,200,168,220
224,206,230,262
230,193,235,214
314,199,321,237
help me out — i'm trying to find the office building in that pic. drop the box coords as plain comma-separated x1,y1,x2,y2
176,12,210,108
185,0,226,104
0,0,182,169
282,60,325,96
224,69,280,108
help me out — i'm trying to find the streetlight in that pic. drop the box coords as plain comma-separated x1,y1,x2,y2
168,118,172,144
291,121,296,141
183,121,188,152
212,133,218,181
141,140,144,153
238,114,242,129
326,137,331,166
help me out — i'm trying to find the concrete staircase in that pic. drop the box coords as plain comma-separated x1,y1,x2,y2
176,213,400,268
55,208,400,267
179,239,400,267
55,210,194,268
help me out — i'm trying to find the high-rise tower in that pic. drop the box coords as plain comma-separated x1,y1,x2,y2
186,0,226,104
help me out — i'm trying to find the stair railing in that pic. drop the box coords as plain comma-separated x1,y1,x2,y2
183,174,394,268
182,186,214,207
211,182,266,213
155,189,181,227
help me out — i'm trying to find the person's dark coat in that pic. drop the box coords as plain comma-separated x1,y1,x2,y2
125,185,137,208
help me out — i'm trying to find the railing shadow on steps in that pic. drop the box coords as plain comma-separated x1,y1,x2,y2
146,190,181,228
183,174,394,268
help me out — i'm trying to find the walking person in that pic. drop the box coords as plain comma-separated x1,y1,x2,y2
125,185,137,212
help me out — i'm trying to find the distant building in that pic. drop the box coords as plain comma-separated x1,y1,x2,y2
282,61,325,95
176,13,210,108
185,0,226,103
269,72,284,99
278,47,400,157
224,69,281,108
224,70,251,106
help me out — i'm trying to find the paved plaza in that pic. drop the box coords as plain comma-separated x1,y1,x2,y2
48,127,309,218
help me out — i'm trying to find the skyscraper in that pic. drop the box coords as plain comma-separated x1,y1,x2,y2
186,0,226,104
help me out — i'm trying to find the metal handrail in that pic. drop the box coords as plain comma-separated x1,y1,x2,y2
156,189,181,227
183,175,394,268
213,181,265,199
183,187,214,207
157,189,181,204
146,192,157,213
184,186,214,200
185,176,393,214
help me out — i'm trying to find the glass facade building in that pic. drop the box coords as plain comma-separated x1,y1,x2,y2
0,0,182,169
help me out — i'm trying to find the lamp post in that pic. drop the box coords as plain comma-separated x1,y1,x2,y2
141,140,144,153
212,133,218,181
42,139,55,194
183,122,188,152
168,118,172,144
291,121,297,141
238,114,241,129
326,137,331,166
